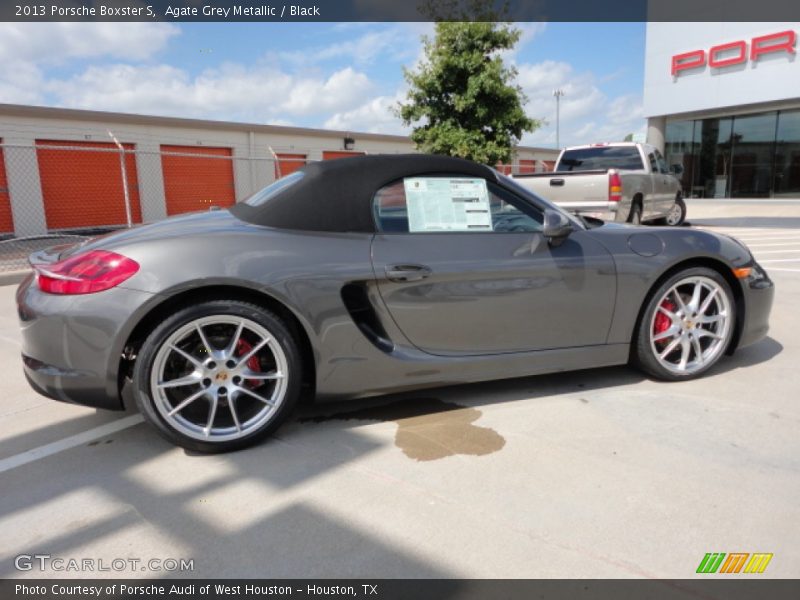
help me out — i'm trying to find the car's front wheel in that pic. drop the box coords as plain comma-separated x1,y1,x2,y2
633,268,735,381
134,300,302,453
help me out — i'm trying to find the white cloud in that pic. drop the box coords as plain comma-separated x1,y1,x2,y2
324,92,408,134
499,22,547,62
0,22,181,112
517,60,645,148
606,94,644,125
44,63,375,123
0,22,387,128
279,26,413,67
0,63,45,105
0,21,645,146
0,23,179,64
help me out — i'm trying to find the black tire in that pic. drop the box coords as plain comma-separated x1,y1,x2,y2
665,196,687,226
632,267,736,381
133,299,302,453
627,201,642,225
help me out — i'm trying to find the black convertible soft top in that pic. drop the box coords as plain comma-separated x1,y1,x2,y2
229,153,498,233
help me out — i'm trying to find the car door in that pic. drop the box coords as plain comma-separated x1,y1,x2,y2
644,150,666,219
370,175,617,356
653,149,677,215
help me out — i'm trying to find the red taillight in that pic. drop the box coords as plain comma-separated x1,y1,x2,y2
608,170,622,202
35,250,139,295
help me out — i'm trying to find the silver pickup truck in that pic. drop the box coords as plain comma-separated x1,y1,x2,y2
512,142,686,225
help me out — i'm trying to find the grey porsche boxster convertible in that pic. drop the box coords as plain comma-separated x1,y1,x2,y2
17,154,774,452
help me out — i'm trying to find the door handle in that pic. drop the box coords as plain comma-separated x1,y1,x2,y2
385,264,432,282
549,178,565,186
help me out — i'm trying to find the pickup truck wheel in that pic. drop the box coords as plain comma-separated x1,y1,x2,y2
628,202,642,225
665,197,687,226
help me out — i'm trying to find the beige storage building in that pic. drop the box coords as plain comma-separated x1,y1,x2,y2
0,103,558,238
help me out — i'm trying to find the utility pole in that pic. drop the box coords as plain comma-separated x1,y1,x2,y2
553,89,565,149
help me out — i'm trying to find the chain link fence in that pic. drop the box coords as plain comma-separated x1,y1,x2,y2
0,142,552,273
0,143,314,272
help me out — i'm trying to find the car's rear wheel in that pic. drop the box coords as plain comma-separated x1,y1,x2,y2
133,300,302,453
633,268,735,381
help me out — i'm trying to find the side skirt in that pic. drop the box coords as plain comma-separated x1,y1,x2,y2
315,343,631,400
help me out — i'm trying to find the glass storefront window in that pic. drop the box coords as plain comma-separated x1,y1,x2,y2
664,120,697,196
774,110,800,197
665,110,799,198
696,117,733,198
730,113,777,198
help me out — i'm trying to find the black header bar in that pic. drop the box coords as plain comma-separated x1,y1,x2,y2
3,0,800,22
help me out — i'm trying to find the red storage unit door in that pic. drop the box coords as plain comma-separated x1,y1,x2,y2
274,153,306,178
0,142,13,234
518,159,536,174
322,151,366,161
495,164,513,175
161,145,235,215
542,160,556,172
35,140,143,230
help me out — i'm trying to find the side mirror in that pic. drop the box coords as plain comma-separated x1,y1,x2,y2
543,209,573,247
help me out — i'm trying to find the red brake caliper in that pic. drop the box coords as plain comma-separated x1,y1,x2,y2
653,299,676,345
236,339,262,387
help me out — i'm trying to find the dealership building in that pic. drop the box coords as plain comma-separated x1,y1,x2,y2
645,22,800,199
0,104,558,238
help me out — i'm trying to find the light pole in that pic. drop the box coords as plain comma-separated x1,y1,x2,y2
553,89,565,149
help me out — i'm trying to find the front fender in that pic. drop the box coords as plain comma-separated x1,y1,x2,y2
588,227,751,345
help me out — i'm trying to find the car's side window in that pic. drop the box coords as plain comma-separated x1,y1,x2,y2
654,149,669,174
648,152,658,173
373,176,542,234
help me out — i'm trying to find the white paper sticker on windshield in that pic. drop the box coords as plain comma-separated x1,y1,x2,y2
404,177,492,232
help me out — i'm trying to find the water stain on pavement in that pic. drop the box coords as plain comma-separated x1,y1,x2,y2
300,398,505,461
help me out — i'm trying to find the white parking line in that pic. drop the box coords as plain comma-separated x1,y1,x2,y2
718,238,800,244
0,414,144,474
751,249,800,254
748,242,800,247
764,267,800,273
758,258,800,263
700,228,792,233
731,231,800,234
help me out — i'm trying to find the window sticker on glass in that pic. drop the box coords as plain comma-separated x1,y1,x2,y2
403,177,493,232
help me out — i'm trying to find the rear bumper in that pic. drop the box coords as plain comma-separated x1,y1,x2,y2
17,273,155,411
559,201,627,223
735,265,775,350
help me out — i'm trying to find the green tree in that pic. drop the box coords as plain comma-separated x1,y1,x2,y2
397,20,541,165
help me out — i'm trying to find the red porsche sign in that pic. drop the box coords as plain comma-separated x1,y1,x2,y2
671,30,797,77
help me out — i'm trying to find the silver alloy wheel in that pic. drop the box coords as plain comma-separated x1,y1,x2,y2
665,202,683,226
649,276,732,375
150,316,289,442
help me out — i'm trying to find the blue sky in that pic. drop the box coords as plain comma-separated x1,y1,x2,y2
0,21,646,148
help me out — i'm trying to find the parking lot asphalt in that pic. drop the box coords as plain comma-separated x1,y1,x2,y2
0,200,798,579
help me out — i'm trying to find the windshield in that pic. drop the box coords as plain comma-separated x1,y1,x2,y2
241,171,305,207
558,146,644,172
